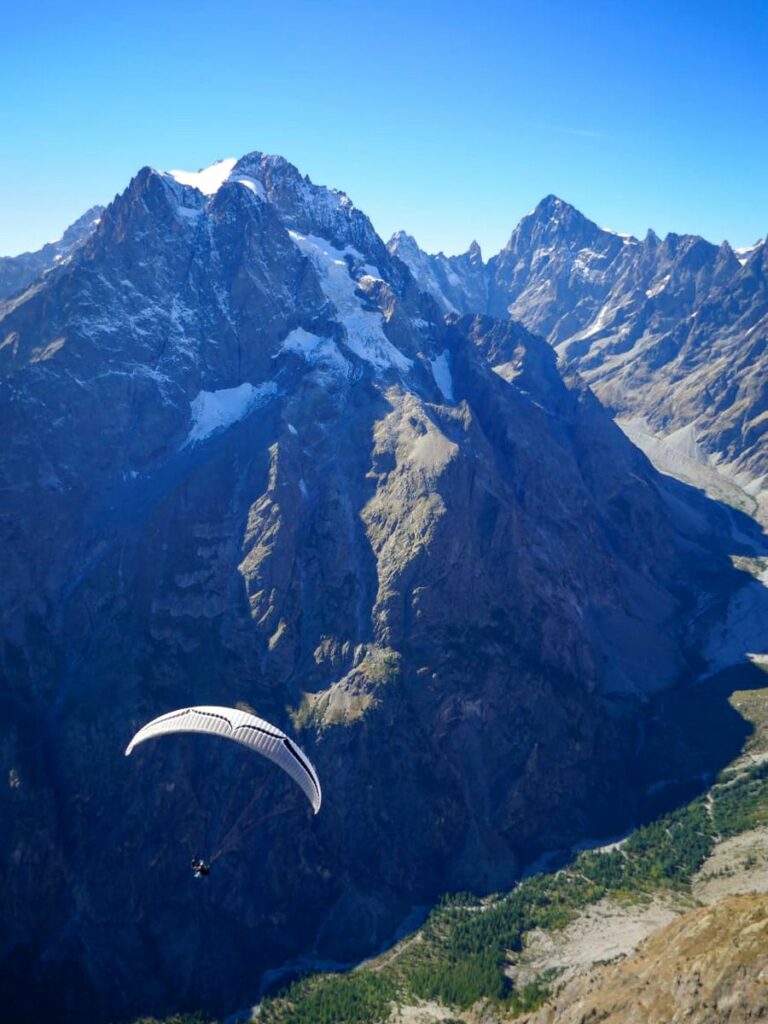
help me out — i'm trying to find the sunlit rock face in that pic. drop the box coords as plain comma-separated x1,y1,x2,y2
523,894,768,1024
0,155,741,1022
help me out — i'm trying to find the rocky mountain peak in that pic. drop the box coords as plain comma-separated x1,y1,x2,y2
56,205,104,248
644,227,661,247
0,203,105,300
467,239,483,264
387,229,422,260
525,193,585,229
535,192,571,213
223,149,384,258
500,194,618,266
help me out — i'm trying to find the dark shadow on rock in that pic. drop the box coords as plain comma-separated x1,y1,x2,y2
635,660,768,821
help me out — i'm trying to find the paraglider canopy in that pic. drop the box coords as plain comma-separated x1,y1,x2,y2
125,705,321,814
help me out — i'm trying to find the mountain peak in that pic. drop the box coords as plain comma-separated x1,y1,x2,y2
515,195,597,239
151,149,385,259
57,205,104,248
231,150,304,182
530,194,578,219
163,152,310,201
388,229,419,251
500,194,602,255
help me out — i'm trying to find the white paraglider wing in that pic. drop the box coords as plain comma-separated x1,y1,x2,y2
125,705,321,813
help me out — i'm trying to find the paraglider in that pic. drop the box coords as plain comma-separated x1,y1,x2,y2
125,705,321,872
191,857,211,878
125,705,321,812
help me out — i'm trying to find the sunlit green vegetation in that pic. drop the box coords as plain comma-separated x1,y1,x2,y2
713,761,768,836
259,973,397,1024
258,793,717,1020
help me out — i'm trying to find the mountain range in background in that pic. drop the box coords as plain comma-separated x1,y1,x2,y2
0,154,766,1022
390,197,768,515
0,206,104,302
8,183,767,510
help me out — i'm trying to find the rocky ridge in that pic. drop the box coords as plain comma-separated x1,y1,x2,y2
0,205,104,300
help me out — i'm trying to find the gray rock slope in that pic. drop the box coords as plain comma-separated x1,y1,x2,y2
389,198,768,491
0,205,104,300
0,154,748,1022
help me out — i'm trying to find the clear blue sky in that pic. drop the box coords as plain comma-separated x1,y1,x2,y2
1,0,766,256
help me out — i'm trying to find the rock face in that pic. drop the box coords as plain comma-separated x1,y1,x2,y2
0,205,104,299
388,200,768,491
522,894,768,1024
387,232,487,315
0,153,745,1023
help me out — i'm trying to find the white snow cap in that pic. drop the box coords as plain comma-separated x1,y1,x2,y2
166,158,237,196
165,157,269,204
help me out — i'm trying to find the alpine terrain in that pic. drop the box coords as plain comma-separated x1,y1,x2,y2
390,198,768,518
0,153,764,1023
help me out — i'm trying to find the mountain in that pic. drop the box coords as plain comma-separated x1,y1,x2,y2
0,153,750,1023
388,200,768,511
0,205,104,299
387,231,487,315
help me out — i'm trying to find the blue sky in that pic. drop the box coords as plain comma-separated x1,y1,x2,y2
1,0,766,256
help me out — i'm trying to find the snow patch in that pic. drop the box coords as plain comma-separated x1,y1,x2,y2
167,158,237,195
735,241,764,265
185,381,277,444
165,159,267,207
288,231,412,373
429,350,454,402
230,175,266,199
572,249,608,282
277,327,350,376
578,302,618,339
602,227,639,244
646,274,670,298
